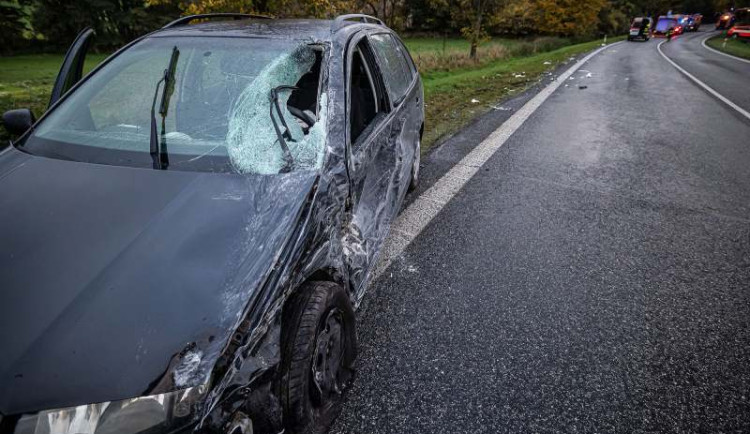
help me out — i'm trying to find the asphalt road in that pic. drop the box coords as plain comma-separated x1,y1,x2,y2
660,29,750,114
331,30,750,433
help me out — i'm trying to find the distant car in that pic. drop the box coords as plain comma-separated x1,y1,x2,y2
654,16,683,37
0,13,424,434
628,17,652,41
684,15,698,31
716,12,736,29
673,14,688,25
727,8,750,40
689,13,703,31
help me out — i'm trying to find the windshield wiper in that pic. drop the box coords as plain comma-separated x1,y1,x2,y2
269,85,298,173
149,46,179,170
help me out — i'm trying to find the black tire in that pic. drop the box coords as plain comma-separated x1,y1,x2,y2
280,281,357,434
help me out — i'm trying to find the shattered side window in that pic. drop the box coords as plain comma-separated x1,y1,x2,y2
23,37,329,174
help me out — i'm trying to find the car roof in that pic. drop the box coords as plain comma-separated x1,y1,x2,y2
152,18,383,42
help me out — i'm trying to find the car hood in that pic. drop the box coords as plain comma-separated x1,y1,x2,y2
0,148,317,415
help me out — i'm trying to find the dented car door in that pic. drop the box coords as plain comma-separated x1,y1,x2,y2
368,31,423,197
343,33,399,297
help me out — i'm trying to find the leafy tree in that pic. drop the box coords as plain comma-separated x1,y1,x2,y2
31,0,178,50
150,0,360,18
438,0,503,60
531,0,606,36
491,0,537,35
13,0,728,56
150,0,259,14
0,0,35,53
598,0,631,35
403,0,453,32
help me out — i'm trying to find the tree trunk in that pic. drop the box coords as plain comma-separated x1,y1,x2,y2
366,1,378,17
470,0,482,60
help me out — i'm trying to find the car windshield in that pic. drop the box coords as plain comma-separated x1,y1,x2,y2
20,37,329,174
631,18,643,27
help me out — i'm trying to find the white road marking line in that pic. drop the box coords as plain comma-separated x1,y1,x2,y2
657,40,750,121
701,34,750,64
370,42,622,280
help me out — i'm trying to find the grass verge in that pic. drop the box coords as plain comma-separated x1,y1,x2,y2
422,36,624,150
705,35,750,60
404,36,571,73
0,53,109,129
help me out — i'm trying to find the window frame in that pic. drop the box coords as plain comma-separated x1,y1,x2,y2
355,47,380,114
367,32,416,107
393,36,418,78
345,33,391,149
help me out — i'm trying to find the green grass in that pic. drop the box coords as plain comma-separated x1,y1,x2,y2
0,53,109,134
405,37,536,54
420,36,623,149
0,36,619,148
705,35,750,60
404,36,571,74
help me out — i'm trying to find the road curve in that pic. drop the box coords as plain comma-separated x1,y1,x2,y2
660,29,750,114
331,35,750,433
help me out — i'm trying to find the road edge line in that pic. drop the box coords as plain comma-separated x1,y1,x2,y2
700,34,750,64
657,40,750,122
369,41,623,282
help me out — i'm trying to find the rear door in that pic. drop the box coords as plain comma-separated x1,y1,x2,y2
342,33,396,296
368,32,423,190
343,30,424,298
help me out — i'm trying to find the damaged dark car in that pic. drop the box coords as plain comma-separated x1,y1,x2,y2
0,13,423,434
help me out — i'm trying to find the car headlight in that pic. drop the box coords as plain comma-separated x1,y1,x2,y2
13,385,208,434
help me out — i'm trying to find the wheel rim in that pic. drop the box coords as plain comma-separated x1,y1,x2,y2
311,307,345,407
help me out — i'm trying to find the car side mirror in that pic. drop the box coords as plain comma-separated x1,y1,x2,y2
2,109,36,137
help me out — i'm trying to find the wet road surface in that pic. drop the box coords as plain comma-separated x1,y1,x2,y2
660,29,750,114
331,30,750,433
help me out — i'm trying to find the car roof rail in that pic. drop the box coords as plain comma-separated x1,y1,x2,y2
162,13,273,29
333,14,384,30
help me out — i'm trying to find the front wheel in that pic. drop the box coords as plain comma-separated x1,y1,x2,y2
280,282,357,434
